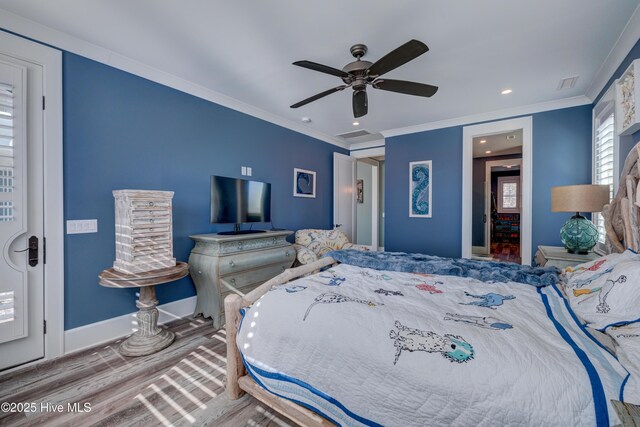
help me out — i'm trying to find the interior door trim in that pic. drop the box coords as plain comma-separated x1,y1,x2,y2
0,30,64,363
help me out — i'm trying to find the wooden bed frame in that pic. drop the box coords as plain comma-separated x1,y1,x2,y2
225,256,338,427
224,140,640,427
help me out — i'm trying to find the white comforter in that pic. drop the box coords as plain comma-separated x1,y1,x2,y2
237,263,631,426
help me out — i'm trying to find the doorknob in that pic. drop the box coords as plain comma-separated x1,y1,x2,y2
334,224,342,228
13,236,38,267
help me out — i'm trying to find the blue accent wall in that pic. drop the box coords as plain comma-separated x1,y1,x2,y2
63,53,346,329
385,105,592,263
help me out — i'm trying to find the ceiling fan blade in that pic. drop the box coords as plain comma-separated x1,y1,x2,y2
290,85,348,108
353,90,368,118
367,39,429,78
293,60,351,79
373,79,438,97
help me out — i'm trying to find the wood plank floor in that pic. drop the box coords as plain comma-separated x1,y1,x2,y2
0,317,294,427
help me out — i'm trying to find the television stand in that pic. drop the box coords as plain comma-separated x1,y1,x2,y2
188,230,295,328
218,230,266,235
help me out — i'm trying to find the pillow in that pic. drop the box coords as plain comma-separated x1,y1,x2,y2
563,249,638,281
565,255,640,331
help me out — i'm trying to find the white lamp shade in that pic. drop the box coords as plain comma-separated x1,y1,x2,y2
551,184,610,213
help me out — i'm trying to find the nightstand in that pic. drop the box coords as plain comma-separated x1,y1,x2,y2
535,245,600,269
611,399,640,426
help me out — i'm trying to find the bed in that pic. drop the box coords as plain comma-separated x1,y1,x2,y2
224,144,640,427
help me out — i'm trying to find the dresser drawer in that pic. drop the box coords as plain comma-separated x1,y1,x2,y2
131,199,171,209
219,246,294,276
131,215,171,226
219,262,290,295
131,224,171,236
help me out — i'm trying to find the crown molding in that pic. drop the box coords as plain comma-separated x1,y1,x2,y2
586,3,640,102
0,9,348,149
380,95,591,138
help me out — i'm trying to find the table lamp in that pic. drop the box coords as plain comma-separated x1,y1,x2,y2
551,184,610,254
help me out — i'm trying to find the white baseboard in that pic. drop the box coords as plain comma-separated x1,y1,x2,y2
64,296,197,355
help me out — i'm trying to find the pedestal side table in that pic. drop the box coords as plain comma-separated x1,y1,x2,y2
99,262,189,356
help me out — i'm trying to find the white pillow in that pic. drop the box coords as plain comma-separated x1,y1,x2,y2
566,255,640,331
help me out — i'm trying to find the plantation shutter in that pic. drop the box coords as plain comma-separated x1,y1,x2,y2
593,92,618,249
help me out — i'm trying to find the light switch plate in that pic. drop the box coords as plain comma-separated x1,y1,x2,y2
67,219,98,234
241,166,247,175
247,167,252,176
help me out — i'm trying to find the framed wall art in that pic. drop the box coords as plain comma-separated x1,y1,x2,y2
293,168,316,198
409,160,432,218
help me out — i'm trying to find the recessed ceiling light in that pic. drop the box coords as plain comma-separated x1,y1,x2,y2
352,121,360,126
485,150,492,154
501,89,512,95
301,117,312,123
479,139,487,144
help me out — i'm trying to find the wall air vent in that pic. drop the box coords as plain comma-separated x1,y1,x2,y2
557,76,578,90
336,129,373,139
506,134,516,140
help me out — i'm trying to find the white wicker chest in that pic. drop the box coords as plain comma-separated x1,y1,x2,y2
113,189,176,274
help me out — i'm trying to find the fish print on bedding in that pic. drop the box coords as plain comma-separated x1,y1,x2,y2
238,263,632,427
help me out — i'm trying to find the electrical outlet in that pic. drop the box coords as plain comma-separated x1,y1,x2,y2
67,219,98,234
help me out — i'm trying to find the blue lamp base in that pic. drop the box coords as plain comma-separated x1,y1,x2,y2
560,213,599,255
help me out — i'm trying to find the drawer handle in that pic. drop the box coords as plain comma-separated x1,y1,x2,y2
229,260,235,267
149,218,155,223
149,201,154,207
285,251,290,257
230,278,236,284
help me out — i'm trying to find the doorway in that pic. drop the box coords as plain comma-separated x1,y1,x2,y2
0,30,63,371
334,147,385,251
462,117,532,265
471,140,523,263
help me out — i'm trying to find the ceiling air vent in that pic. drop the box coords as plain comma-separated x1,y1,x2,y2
557,76,578,90
336,129,373,139
506,134,516,140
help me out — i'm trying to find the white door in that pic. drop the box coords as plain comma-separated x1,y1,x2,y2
0,55,45,371
333,153,356,241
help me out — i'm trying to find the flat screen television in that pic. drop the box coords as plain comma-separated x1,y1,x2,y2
210,176,271,234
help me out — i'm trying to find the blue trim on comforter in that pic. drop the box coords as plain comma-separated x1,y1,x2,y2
538,287,609,426
329,249,559,287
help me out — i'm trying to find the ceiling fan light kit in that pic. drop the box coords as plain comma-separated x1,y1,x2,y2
290,39,438,118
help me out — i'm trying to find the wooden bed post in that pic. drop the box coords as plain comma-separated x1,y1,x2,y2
224,257,339,426
224,293,245,399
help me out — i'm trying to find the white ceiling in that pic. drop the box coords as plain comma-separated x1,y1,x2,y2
473,130,522,158
0,0,638,146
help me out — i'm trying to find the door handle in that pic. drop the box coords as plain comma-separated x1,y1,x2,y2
483,214,487,224
334,224,342,228
13,236,38,267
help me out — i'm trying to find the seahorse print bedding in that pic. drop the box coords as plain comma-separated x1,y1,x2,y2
237,263,631,427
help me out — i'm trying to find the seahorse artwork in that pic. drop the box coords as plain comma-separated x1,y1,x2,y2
573,274,628,314
374,288,404,296
411,163,430,216
389,321,474,365
303,292,380,321
443,313,513,330
571,267,614,288
416,283,443,294
459,292,515,309
360,270,392,281
319,274,346,287
271,284,307,293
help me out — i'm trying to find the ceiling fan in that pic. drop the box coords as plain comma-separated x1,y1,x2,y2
290,39,438,118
